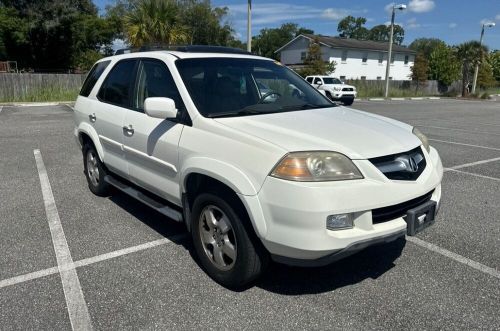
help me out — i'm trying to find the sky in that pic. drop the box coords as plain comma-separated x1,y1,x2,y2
94,0,500,50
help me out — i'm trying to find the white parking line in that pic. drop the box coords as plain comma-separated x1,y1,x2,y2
34,149,92,331
446,157,500,170
445,168,500,182
0,235,185,290
407,237,500,280
0,106,3,114
421,125,500,136
429,138,500,152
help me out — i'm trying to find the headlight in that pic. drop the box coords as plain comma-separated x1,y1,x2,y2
412,127,430,152
334,87,342,91
270,152,363,181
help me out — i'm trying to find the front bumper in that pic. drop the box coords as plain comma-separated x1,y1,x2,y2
246,146,443,264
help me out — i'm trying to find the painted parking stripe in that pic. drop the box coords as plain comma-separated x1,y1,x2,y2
420,125,500,136
0,106,3,114
445,168,500,182
429,138,500,152
407,237,500,280
446,156,500,171
34,149,92,331
0,235,185,290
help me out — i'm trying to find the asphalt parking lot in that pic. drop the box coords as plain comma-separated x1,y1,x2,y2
0,98,499,330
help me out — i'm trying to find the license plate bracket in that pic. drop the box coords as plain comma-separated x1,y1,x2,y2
404,200,436,236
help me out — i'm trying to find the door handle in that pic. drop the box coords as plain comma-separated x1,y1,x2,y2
122,124,134,136
89,113,96,122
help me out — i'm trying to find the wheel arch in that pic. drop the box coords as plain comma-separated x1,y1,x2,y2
77,123,104,162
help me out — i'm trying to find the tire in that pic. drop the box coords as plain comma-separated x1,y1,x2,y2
83,143,110,196
343,99,354,106
191,192,268,288
325,91,333,100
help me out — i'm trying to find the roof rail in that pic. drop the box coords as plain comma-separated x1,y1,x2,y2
114,45,252,56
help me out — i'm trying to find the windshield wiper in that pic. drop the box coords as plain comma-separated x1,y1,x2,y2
280,103,332,110
206,103,332,118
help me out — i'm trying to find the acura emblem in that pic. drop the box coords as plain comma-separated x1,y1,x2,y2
408,156,419,172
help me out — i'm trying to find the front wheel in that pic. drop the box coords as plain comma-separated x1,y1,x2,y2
343,99,354,106
191,192,268,288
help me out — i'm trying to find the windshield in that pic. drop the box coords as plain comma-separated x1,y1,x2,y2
175,58,333,118
323,78,342,84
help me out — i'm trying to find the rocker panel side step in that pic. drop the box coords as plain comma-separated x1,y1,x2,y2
104,175,183,222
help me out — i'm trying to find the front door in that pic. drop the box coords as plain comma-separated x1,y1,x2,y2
122,58,185,205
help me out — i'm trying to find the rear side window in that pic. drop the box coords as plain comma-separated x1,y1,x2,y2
98,60,137,108
79,61,110,97
306,77,313,83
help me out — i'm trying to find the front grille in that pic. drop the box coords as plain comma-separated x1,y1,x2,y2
369,146,426,181
342,87,354,91
372,190,434,224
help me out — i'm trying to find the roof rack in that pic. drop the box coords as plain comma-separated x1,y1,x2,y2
114,45,252,56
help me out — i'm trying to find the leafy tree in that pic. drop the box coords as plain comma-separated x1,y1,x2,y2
298,39,336,77
368,24,404,45
337,16,369,39
410,53,428,91
124,0,189,47
409,38,446,58
253,23,314,60
455,41,488,96
477,61,496,89
429,44,460,86
488,51,500,83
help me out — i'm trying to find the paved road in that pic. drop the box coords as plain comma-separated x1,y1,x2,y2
0,99,499,330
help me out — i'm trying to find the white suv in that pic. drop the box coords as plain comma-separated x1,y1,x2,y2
306,75,357,105
74,46,442,288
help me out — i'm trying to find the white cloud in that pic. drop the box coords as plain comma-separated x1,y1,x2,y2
406,18,420,29
384,2,396,14
449,23,457,29
480,18,496,26
408,0,435,13
321,8,350,20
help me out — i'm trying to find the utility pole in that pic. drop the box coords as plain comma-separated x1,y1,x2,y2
247,0,252,52
472,22,495,94
384,4,406,98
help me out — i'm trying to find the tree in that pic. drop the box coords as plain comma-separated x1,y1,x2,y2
409,38,446,58
477,61,496,89
411,53,428,91
488,51,500,83
337,16,369,39
124,0,189,47
297,39,336,77
428,44,460,87
455,41,489,96
368,24,404,45
253,23,314,60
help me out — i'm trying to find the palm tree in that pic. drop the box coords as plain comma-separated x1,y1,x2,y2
455,41,488,96
125,0,189,47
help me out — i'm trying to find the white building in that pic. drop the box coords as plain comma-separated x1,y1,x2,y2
276,34,416,81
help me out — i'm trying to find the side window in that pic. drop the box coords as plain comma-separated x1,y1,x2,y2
98,60,137,108
306,77,313,83
313,77,322,84
79,61,110,97
133,59,185,112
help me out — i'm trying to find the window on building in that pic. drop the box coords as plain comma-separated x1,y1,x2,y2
301,52,307,61
361,76,367,80
376,76,382,80
404,55,409,65
339,76,346,80
341,50,348,62
389,76,393,80
362,52,368,63
378,53,384,64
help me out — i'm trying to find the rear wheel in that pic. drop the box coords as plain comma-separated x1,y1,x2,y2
191,192,268,288
83,143,110,196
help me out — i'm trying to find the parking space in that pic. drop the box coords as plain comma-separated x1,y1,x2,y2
0,99,499,329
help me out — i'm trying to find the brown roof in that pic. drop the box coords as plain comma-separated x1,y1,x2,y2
277,34,416,54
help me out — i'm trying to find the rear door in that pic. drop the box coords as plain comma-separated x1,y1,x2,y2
95,59,139,177
122,58,186,204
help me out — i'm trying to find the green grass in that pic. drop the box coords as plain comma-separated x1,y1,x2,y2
352,83,431,98
0,87,79,103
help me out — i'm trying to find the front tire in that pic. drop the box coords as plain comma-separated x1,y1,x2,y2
191,192,268,288
83,143,110,196
343,99,354,106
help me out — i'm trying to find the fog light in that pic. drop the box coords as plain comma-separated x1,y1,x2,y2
326,214,353,230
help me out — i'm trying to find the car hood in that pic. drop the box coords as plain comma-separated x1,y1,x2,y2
324,84,355,89
214,106,421,159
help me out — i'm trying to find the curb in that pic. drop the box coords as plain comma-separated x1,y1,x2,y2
0,101,75,107
364,97,441,101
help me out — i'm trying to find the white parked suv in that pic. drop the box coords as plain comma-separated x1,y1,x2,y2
306,75,357,105
74,46,443,288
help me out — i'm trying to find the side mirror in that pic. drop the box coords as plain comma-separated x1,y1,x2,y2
316,81,323,86
144,97,178,119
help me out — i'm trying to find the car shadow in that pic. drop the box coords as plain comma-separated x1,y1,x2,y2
107,189,405,295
